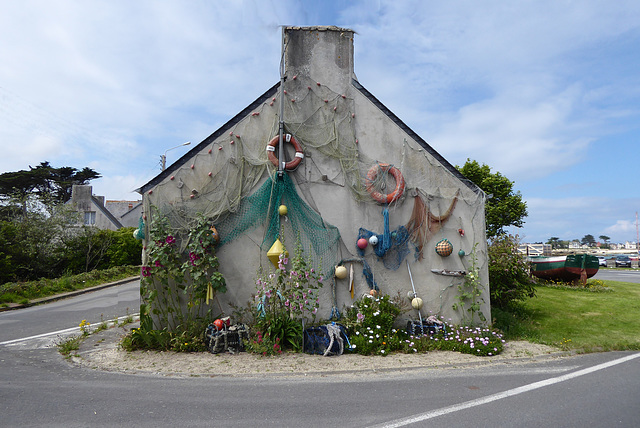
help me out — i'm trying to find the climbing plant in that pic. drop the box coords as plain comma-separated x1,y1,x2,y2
452,243,486,324
139,211,226,337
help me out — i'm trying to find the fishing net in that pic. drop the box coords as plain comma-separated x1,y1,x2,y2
216,172,341,277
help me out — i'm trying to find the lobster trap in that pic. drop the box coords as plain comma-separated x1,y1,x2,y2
406,319,447,336
206,323,249,354
303,324,350,356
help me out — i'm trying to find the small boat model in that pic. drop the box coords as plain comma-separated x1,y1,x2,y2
529,254,599,283
430,269,467,277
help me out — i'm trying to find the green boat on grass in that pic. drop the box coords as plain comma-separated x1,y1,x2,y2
529,254,599,283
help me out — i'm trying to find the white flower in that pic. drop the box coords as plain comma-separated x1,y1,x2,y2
380,350,385,354
369,340,373,343
351,344,357,349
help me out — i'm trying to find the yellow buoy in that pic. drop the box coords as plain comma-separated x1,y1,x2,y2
335,265,347,279
267,238,289,268
278,205,288,216
411,297,423,310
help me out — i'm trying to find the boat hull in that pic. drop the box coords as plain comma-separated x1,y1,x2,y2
529,254,599,283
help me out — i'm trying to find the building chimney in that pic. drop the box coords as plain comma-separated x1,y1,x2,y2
284,26,355,94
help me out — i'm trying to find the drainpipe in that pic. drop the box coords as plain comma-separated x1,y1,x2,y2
278,27,285,178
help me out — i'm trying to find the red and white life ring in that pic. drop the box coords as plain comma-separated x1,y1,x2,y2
266,134,304,171
366,163,406,204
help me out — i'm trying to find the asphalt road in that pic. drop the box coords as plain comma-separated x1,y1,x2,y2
0,279,140,345
594,268,640,283
1,280,639,427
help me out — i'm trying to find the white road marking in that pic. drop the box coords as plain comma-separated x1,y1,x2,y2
0,313,139,346
375,352,640,427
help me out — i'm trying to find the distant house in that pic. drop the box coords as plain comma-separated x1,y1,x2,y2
105,200,143,228
70,185,141,230
569,240,583,249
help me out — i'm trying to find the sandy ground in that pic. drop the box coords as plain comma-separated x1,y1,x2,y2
72,323,567,378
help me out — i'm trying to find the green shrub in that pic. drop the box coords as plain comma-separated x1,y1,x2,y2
488,234,536,309
343,293,505,357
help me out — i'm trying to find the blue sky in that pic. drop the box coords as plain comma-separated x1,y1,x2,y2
1,1,639,245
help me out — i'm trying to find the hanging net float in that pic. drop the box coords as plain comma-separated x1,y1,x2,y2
365,162,405,204
208,226,220,245
266,134,304,171
435,238,453,257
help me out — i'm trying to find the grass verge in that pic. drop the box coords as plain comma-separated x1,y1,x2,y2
493,279,640,352
57,335,85,359
0,266,140,306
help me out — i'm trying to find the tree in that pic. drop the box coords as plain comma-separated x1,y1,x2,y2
456,159,528,239
0,162,100,215
547,236,560,249
581,234,596,247
599,235,610,248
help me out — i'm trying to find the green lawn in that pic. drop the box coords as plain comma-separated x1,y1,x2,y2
494,280,640,352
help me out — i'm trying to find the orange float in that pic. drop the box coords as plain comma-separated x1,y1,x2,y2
266,134,304,171
365,163,405,204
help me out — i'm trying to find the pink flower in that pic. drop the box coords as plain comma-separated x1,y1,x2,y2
166,235,176,245
141,266,152,277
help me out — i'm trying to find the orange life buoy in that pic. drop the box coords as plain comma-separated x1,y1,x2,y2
266,134,304,171
366,163,406,204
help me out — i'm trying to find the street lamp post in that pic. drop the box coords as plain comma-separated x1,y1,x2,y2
161,141,191,171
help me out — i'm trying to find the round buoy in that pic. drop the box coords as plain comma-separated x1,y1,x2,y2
357,238,368,250
369,289,379,297
369,235,379,246
335,265,348,279
458,249,466,257
435,239,454,257
213,319,224,330
278,205,288,216
411,297,423,310
407,290,416,300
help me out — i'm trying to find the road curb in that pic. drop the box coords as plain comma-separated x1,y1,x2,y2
0,276,140,312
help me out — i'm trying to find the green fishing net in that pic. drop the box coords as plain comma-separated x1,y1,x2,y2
216,172,341,277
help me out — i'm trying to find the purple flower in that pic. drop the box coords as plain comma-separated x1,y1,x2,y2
357,312,365,322
166,235,176,245
189,251,200,266
141,266,152,277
